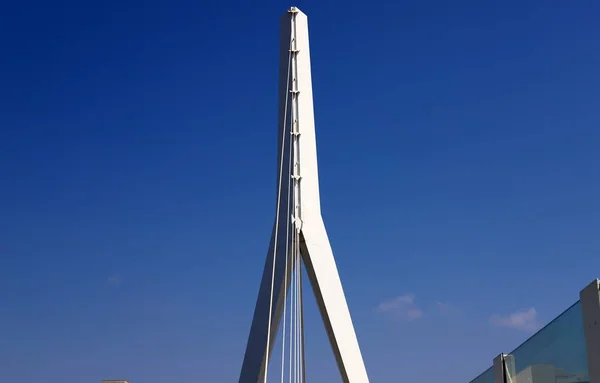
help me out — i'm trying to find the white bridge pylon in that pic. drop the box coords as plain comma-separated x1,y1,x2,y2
238,7,370,383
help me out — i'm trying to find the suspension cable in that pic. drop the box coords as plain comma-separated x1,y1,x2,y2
290,8,303,383
263,29,293,383
267,9,306,383
290,8,305,383
296,231,304,383
279,48,294,383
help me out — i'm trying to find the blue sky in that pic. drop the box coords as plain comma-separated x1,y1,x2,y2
1,0,599,382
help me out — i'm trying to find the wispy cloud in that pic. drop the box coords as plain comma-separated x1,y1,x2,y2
489,308,540,332
434,301,459,317
377,294,423,321
107,275,121,286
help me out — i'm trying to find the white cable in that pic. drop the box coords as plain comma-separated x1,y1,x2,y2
277,10,306,383
279,41,295,383
295,240,299,383
291,239,298,383
263,36,293,383
298,244,302,383
298,235,304,383
291,9,304,383
294,240,298,383
288,252,295,383
288,224,295,383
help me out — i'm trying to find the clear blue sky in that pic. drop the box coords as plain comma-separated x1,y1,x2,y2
1,0,599,382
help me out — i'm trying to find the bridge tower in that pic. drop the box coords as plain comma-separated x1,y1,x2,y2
238,7,370,383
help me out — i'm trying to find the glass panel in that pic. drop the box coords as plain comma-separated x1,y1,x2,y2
504,301,589,383
470,366,494,383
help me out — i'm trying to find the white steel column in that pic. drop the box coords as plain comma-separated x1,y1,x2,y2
238,7,370,383
580,279,600,383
